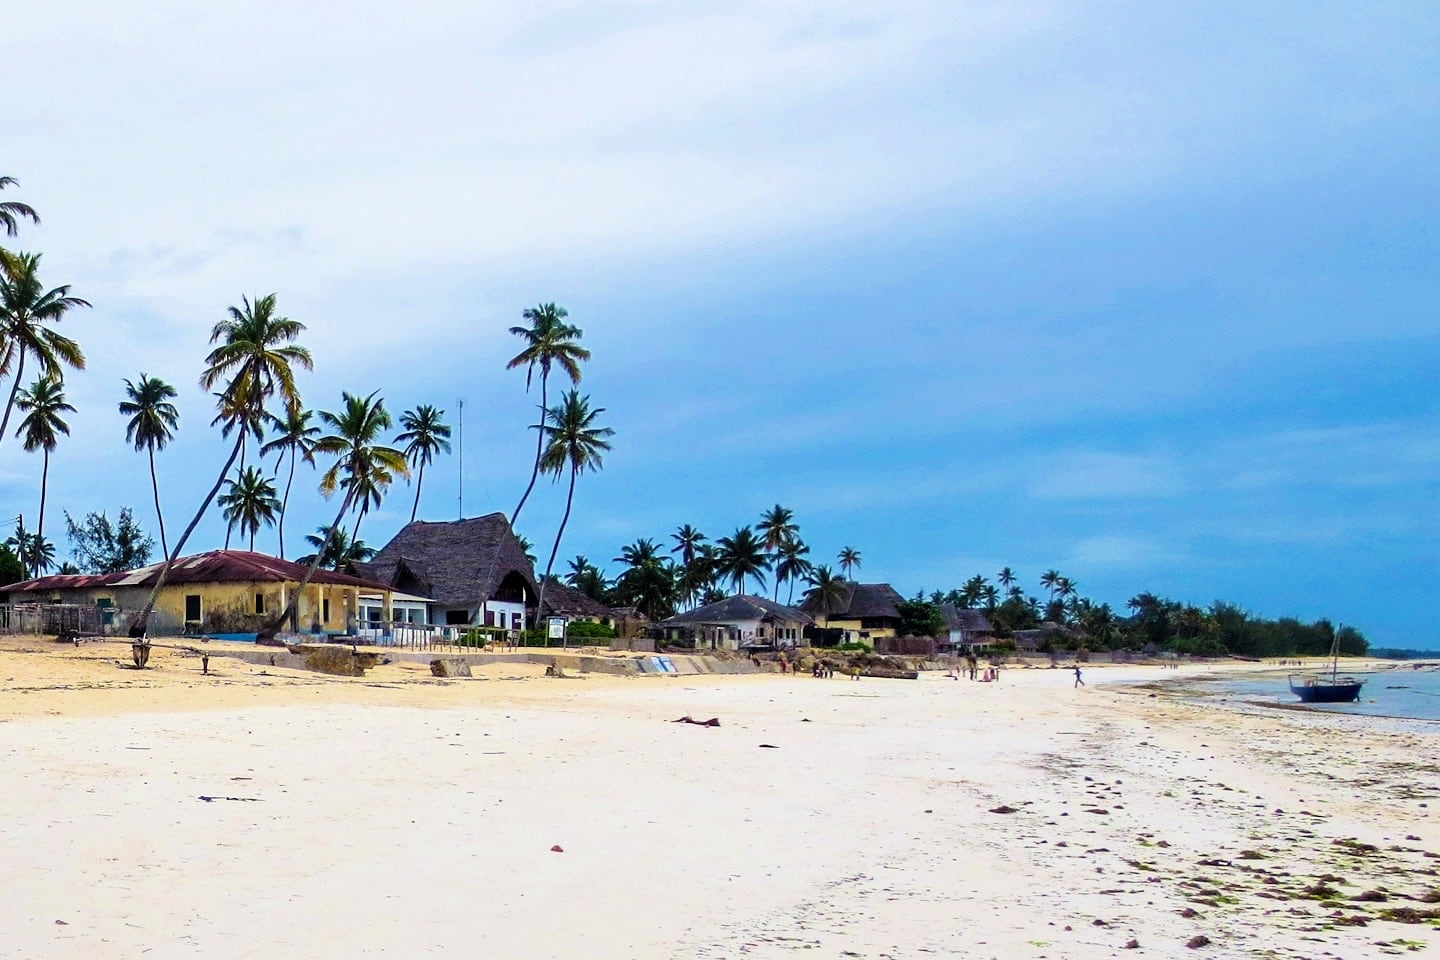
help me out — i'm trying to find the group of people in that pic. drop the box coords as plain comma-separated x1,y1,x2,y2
949,655,1001,683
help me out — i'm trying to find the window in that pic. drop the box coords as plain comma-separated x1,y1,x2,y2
510,612,521,630
485,610,495,627
322,598,331,623
254,592,265,615
184,595,202,622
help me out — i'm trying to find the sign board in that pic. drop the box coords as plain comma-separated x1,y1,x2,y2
547,616,567,640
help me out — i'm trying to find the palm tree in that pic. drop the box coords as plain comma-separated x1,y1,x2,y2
133,294,311,636
6,525,55,578
0,176,39,239
396,404,452,523
218,466,280,551
837,546,861,580
15,376,73,573
532,391,613,629
804,565,847,634
259,391,407,640
300,524,376,572
0,252,88,449
515,534,537,565
119,374,180,556
757,505,799,599
259,406,318,559
1040,569,1061,601
506,303,590,527
715,526,769,596
775,538,812,604
997,567,1017,591
670,524,706,567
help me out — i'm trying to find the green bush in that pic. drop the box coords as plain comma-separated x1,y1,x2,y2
565,620,616,640
835,641,873,652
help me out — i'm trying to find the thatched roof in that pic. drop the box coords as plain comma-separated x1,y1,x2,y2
539,578,613,618
800,581,904,620
661,595,813,627
939,604,993,633
356,513,537,606
2,550,392,593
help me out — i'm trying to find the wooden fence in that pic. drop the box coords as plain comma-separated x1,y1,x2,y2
0,603,103,636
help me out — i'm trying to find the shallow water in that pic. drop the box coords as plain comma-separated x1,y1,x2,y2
1211,664,1440,721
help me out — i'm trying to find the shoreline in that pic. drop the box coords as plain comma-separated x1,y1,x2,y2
2,639,1436,958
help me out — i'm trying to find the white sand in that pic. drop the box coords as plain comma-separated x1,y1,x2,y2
0,642,1435,959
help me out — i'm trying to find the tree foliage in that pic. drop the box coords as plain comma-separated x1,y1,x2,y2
64,508,154,574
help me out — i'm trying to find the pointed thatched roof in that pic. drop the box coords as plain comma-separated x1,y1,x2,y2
355,514,537,607
938,604,993,633
539,578,614,619
800,582,904,620
660,595,813,627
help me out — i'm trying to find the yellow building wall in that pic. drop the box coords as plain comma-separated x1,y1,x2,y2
24,580,365,634
816,618,898,641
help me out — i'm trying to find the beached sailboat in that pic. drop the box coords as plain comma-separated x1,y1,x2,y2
1288,632,1364,703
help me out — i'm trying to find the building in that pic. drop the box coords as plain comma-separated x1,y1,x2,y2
355,513,537,633
800,582,906,645
1,550,392,636
938,604,994,651
537,578,614,624
658,595,813,651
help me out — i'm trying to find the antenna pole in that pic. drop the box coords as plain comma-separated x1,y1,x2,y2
457,399,464,520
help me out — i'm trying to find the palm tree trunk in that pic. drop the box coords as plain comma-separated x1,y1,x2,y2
148,445,169,557
410,460,425,522
278,447,296,559
257,491,353,644
351,507,366,547
0,350,26,451
534,464,575,648
509,372,548,527
36,448,48,574
132,429,246,636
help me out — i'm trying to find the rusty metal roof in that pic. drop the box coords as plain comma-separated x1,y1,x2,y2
2,550,394,593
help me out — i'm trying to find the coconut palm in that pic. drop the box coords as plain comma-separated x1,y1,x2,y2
300,524,376,572
119,374,180,556
0,252,88,449
612,539,677,620
132,295,311,636
6,526,55,578
758,504,798,554
715,526,769,596
804,565,847,633
0,176,39,239
669,524,706,567
775,538,812,604
515,534,537,565
259,406,319,559
259,391,407,640
533,390,613,625
997,567,1017,591
1040,569,1061,601
396,404,452,523
218,466,280,552
507,303,590,527
15,376,73,573
837,546,861,579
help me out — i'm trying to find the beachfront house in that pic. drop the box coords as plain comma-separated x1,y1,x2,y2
800,581,906,646
355,513,537,634
939,604,994,652
658,595,812,651
1,550,392,637
537,578,615,625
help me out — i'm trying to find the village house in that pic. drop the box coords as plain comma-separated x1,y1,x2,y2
1,550,391,636
938,604,994,651
355,513,537,634
800,581,906,645
658,595,812,651
537,578,614,624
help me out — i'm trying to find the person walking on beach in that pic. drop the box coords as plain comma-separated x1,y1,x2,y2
1073,665,1084,688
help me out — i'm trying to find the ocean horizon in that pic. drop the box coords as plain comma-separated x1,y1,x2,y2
1206,664,1440,723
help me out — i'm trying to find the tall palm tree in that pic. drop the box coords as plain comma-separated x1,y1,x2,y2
133,295,311,636
119,374,180,556
533,390,613,625
0,252,88,449
15,376,72,576
300,524,376,572
0,176,39,239
715,526,770,596
507,303,590,527
775,538,812,604
396,404,452,523
6,524,55,578
218,466,280,551
259,406,319,559
804,565,847,633
1040,569,1062,601
669,524,706,567
757,504,799,598
997,567,1017,591
837,546,861,580
259,391,407,641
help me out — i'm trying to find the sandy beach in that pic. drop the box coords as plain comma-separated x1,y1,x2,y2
0,639,1435,959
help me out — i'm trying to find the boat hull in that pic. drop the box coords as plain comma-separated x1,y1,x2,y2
1289,677,1364,703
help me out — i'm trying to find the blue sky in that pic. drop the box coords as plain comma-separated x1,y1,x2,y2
3,2,1436,647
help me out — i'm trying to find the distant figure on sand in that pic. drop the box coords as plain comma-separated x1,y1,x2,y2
1074,666,1084,688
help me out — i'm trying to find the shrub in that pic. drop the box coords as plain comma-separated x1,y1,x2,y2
565,620,616,640
835,641,873,653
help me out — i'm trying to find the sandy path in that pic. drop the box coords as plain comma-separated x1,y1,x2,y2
0,642,1434,959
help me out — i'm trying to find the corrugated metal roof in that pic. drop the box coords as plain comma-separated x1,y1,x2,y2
2,550,394,593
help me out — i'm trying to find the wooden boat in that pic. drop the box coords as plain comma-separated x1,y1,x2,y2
1288,631,1364,703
